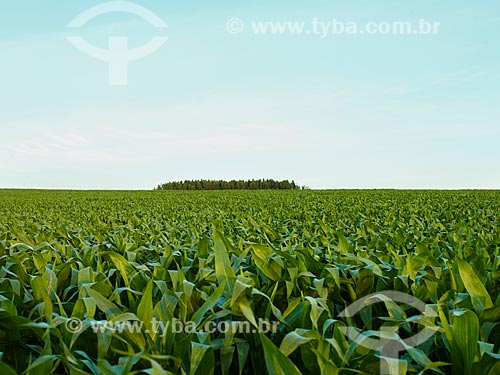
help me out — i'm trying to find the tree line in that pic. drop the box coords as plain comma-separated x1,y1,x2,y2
155,179,301,190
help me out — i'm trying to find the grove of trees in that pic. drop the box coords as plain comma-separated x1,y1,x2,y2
155,179,300,190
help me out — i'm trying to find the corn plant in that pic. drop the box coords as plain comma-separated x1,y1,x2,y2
0,189,498,374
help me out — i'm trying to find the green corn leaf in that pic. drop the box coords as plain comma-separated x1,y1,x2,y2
451,309,479,375
280,331,314,356
260,334,303,375
213,229,236,295
137,280,154,332
457,260,493,314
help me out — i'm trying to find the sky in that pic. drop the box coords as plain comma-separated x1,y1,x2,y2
0,0,499,189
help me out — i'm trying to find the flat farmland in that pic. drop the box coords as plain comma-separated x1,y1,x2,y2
0,190,499,374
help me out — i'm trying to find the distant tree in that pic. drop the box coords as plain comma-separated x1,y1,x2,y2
155,179,301,191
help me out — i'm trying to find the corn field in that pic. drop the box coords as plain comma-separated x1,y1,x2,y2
0,189,499,374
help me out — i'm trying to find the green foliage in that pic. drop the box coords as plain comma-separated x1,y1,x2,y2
0,189,499,374
155,179,300,190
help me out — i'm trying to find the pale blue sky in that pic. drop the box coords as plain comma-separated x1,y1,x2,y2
0,0,499,189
